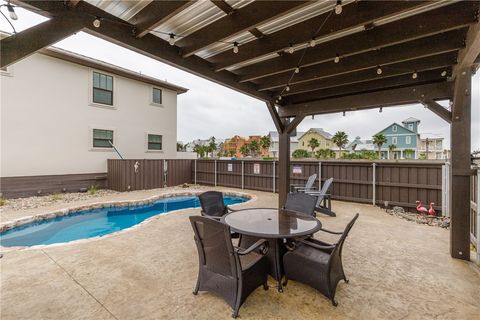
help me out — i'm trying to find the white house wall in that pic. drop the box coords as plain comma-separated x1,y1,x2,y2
1,53,178,177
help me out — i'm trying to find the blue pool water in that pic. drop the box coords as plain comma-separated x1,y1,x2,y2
0,195,247,247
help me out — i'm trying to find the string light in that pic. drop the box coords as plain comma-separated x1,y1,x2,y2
287,43,294,54
285,86,290,92
92,18,101,28
312,115,315,120
6,3,17,20
309,39,316,47
412,71,418,79
334,53,340,63
376,66,382,75
343,111,346,116
233,42,239,54
441,70,447,77
294,66,300,73
335,0,343,15
278,96,282,101
379,107,383,113
168,33,175,46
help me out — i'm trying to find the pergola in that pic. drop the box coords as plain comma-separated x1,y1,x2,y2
2,0,479,260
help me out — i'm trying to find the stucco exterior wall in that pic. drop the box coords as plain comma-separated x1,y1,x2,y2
1,53,179,177
298,132,332,151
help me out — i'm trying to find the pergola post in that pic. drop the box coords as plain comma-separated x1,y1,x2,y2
449,67,472,260
278,119,290,208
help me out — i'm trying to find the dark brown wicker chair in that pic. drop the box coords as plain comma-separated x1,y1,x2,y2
284,192,318,217
190,216,270,318
198,191,239,238
282,213,359,306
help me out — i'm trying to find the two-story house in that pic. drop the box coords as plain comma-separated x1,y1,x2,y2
1,46,187,197
298,128,334,153
375,117,420,159
268,131,304,158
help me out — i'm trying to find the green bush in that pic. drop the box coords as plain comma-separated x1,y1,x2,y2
315,148,336,159
88,185,99,195
292,149,311,159
0,196,7,206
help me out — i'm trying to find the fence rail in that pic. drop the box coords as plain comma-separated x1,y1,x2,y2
107,159,445,213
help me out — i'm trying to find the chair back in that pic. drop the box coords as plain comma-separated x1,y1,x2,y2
189,216,237,278
331,213,359,260
316,177,333,206
305,174,318,189
285,192,317,216
198,191,227,217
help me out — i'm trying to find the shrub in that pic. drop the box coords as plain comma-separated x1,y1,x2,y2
88,185,99,195
0,196,7,206
50,193,63,201
292,149,311,159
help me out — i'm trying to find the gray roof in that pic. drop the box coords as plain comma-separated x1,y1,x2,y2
268,131,304,142
402,117,421,123
299,128,333,140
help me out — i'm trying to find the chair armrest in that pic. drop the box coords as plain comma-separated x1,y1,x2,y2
202,215,222,221
319,228,343,235
235,239,269,255
296,238,335,250
226,205,237,212
295,186,316,192
304,191,329,196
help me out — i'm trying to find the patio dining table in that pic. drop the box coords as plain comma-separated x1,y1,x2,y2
222,208,322,292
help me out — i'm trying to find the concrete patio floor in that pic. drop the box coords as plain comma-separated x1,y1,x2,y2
1,186,479,320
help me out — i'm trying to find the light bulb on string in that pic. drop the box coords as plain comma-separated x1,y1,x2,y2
233,42,239,54
278,96,282,101
287,43,294,54
441,70,447,77
168,34,175,46
376,66,382,75
286,86,290,92
309,39,316,47
343,111,346,117
412,71,418,79
7,4,17,20
93,18,101,28
334,53,340,63
335,0,342,15
294,66,300,74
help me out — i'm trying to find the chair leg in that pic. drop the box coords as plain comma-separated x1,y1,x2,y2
263,282,269,290
331,298,338,307
193,276,200,295
282,277,288,287
344,277,349,284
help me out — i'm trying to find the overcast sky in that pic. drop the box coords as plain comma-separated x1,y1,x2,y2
1,4,479,150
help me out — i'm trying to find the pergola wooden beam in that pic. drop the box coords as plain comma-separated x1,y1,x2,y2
210,1,461,72
452,13,480,78
177,1,308,58
257,48,458,92
129,1,195,38
285,70,448,105
421,100,452,124
265,101,284,134
210,0,234,15
0,14,90,68
238,18,469,83
278,82,453,118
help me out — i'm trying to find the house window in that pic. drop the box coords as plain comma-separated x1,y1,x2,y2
148,134,162,150
392,125,397,132
93,129,113,148
93,71,113,105
408,124,414,131
392,137,397,144
152,88,162,104
406,136,411,144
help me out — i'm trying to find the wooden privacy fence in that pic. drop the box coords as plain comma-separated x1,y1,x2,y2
194,159,446,213
107,159,446,213
107,159,191,192
470,164,480,264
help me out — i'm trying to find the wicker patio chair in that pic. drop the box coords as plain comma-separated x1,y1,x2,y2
282,213,359,306
284,192,318,217
190,216,270,318
198,191,239,238
290,173,317,193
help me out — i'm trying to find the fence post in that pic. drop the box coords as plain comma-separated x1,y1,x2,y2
318,161,322,188
214,160,217,187
241,160,244,190
372,162,376,206
272,160,275,193
476,168,480,265
194,159,197,185
163,159,167,188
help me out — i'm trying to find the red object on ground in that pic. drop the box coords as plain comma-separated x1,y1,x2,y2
416,200,428,214
428,202,436,216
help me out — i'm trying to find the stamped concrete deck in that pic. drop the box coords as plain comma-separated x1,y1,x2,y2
1,186,479,320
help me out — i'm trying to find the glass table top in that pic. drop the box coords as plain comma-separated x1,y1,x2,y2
222,208,322,238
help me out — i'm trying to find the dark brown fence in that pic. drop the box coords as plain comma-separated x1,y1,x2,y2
106,159,445,213
107,159,191,192
193,159,445,212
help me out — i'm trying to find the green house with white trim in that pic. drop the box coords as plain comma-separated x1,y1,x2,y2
375,118,421,159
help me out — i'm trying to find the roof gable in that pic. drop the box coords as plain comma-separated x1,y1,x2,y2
376,122,416,135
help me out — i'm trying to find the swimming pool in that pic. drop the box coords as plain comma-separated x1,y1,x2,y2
0,195,247,247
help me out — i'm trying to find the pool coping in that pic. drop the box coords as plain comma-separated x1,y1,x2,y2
0,190,256,251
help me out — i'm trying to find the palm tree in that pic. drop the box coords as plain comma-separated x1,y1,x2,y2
307,137,320,153
259,135,271,156
332,131,349,157
239,144,249,157
388,144,396,159
249,140,260,157
208,136,216,158
372,133,387,159
193,144,206,158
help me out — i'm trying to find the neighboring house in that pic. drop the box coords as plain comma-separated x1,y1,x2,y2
419,136,446,160
268,131,304,158
298,128,333,152
185,138,223,157
223,135,268,158
347,137,376,152
375,118,420,159
1,46,187,197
